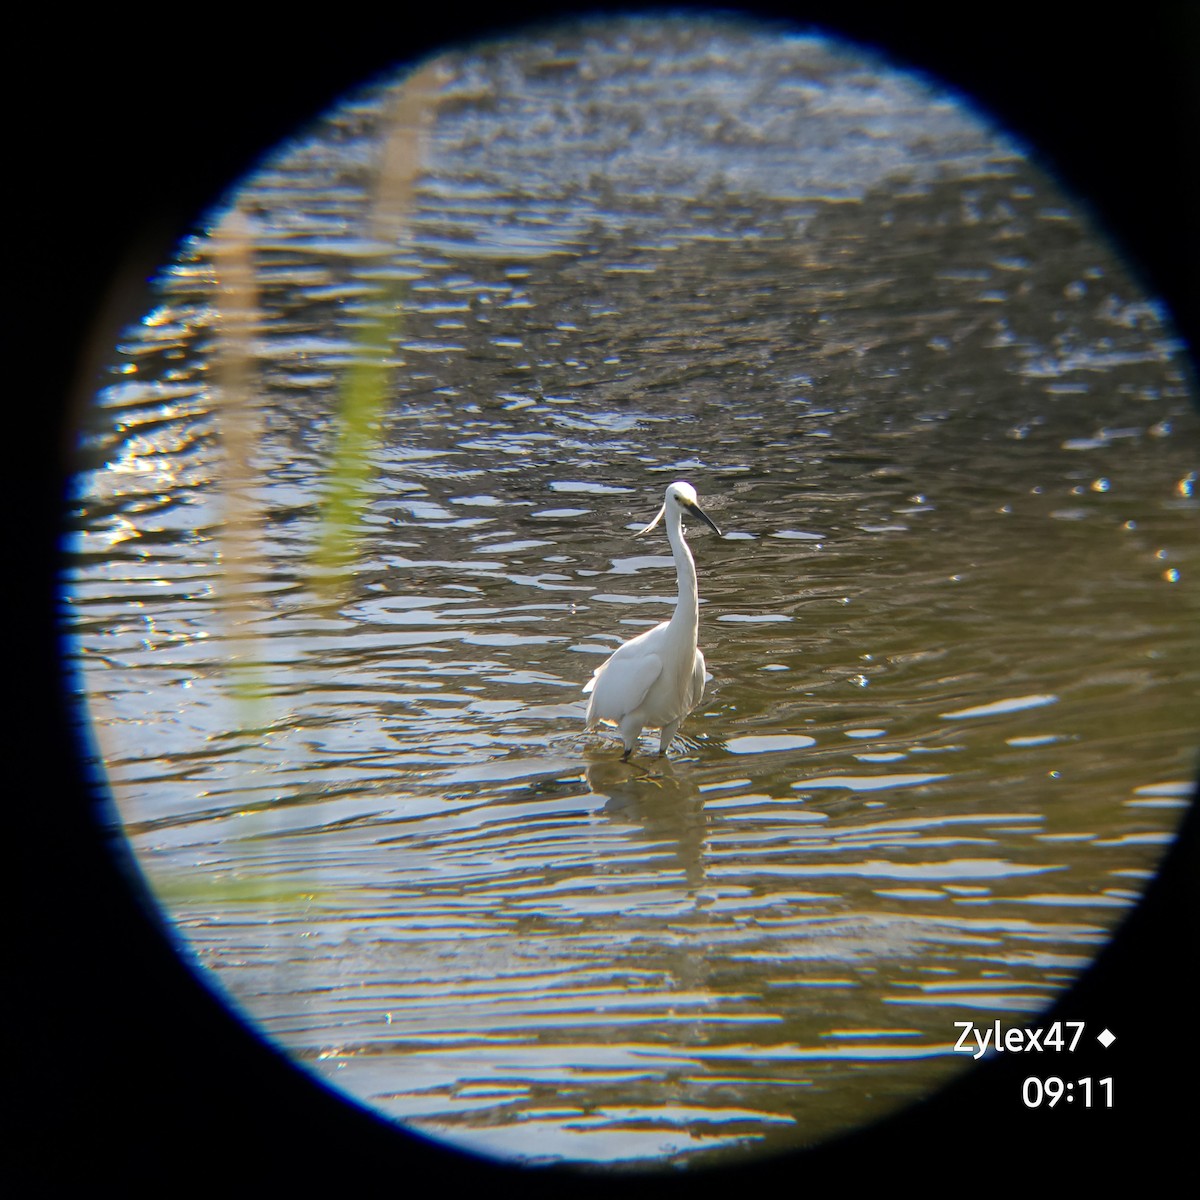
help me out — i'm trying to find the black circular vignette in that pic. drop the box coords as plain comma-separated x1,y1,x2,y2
16,3,1197,1188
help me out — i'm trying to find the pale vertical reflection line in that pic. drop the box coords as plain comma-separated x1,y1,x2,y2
210,205,267,714
209,203,315,928
312,62,443,590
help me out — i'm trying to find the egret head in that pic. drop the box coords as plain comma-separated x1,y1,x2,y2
637,480,722,537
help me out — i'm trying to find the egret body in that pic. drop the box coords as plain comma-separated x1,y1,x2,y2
584,481,722,759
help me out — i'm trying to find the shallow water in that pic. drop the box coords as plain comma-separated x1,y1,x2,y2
63,15,1197,1168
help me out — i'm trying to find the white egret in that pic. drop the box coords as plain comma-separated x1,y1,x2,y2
584,481,722,759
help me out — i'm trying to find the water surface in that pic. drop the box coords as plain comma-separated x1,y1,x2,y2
64,15,1198,1169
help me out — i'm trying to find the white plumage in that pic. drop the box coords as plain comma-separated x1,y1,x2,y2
584,481,722,759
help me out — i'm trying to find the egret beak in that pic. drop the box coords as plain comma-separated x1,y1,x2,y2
635,504,667,536
687,500,722,538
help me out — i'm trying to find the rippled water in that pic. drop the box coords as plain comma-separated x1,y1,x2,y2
62,15,1197,1169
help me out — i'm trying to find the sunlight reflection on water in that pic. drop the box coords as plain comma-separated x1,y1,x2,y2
64,11,1197,1172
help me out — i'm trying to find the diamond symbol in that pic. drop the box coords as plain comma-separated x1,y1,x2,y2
1097,1028,1116,1048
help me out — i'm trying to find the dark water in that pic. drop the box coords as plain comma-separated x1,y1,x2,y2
63,16,1197,1168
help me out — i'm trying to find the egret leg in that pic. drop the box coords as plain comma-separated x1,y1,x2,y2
618,715,644,761
658,720,682,756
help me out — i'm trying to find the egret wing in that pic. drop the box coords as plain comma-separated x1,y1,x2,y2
585,647,664,725
688,648,707,710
